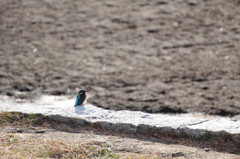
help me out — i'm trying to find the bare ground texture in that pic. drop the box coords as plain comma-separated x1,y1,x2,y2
0,112,239,158
1,0,240,116
1,129,239,159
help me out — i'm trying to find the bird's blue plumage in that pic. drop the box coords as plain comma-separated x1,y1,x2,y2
74,93,86,107
74,94,80,106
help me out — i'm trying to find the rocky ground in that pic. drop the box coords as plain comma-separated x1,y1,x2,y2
1,0,240,116
0,112,239,158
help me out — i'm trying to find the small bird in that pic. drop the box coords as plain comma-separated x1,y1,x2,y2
74,90,90,107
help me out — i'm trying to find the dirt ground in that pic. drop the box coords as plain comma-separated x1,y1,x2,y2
1,0,240,116
1,129,239,159
1,119,239,159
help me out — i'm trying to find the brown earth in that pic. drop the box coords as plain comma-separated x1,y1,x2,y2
1,0,240,116
1,127,240,159
0,112,239,158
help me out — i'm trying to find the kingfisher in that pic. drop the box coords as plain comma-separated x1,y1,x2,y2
74,90,90,107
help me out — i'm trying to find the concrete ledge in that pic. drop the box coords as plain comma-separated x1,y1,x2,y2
1,110,240,154
45,114,240,153
1,95,240,149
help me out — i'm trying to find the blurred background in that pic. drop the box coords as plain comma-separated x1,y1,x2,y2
1,0,240,116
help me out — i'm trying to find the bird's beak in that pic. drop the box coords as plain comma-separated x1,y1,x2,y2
85,90,91,92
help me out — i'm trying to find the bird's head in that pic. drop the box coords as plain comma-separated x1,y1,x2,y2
78,90,90,94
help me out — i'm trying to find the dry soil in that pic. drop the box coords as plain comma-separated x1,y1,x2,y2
1,0,240,116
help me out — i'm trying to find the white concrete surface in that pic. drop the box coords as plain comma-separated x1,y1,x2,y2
0,95,239,134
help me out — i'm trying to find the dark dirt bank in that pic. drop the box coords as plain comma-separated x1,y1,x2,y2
1,0,240,116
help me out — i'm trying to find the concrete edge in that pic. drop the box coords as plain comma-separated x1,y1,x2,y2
47,114,240,145
2,111,240,154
